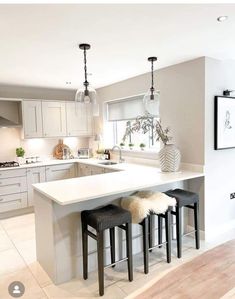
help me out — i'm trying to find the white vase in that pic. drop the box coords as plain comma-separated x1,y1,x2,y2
159,144,181,172
16,157,24,165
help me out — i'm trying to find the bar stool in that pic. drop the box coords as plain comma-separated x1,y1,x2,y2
158,189,200,258
81,204,133,296
139,207,172,274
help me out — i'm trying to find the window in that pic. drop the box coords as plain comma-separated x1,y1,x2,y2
105,94,160,151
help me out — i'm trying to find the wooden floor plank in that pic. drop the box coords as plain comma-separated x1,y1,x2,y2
135,240,235,299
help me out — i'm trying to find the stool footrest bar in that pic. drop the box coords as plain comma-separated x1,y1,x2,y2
104,257,128,269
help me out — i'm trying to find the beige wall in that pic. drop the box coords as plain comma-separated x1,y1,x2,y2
97,57,205,165
0,84,75,101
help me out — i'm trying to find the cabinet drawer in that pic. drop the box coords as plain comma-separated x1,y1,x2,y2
0,169,27,179
0,177,27,196
0,192,28,213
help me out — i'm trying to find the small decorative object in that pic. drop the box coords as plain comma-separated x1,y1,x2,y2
123,113,181,172
120,142,125,149
139,143,146,151
159,144,181,172
16,147,25,164
96,148,105,159
143,56,160,116
53,139,71,160
75,43,99,116
215,96,235,150
129,143,134,150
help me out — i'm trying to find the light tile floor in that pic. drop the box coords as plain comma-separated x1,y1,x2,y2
0,213,234,299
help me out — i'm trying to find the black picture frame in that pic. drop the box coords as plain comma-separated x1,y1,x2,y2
215,95,235,150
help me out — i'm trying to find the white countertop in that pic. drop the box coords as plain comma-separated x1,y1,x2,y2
33,160,204,206
0,158,81,171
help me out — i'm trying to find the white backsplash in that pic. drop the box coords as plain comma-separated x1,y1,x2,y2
0,127,89,162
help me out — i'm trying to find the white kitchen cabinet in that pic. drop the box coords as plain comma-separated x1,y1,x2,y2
78,164,92,177
27,167,46,206
0,169,26,179
78,163,118,177
0,168,28,214
22,100,43,138
66,102,93,136
0,192,28,213
42,101,67,137
45,163,75,182
90,165,105,175
0,176,27,196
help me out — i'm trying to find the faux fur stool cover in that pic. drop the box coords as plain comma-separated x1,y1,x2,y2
121,191,176,224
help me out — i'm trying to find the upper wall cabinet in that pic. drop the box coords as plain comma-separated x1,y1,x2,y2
22,100,93,139
66,102,93,137
42,101,67,137
22,100,43,138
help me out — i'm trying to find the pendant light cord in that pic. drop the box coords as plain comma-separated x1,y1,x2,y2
150,60,155,99
83,48,89,91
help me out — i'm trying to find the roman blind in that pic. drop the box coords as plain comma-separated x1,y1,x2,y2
107,95,145,121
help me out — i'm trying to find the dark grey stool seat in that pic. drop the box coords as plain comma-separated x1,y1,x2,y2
158,189,200,258
165,189,199,208
82,204,131,231
81,204,133,296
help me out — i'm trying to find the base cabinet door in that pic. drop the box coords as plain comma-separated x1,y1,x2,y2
27,167,46,206
45,163,75,182
90,166,105,175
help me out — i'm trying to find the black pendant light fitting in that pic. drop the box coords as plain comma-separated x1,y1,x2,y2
148,56,157,100
79,43,91,97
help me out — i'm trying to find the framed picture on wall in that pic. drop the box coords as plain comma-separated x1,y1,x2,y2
215,96,235,150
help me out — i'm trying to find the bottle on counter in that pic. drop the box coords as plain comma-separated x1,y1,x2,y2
104,149,111,160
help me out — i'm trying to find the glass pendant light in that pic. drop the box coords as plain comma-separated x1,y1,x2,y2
75,43,99,116
143,57,160,116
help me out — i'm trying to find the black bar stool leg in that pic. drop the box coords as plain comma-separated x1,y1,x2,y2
109,227,115,267
176,206,182,258
82,221,88,280
165,210,171,263
158,216,163,248
194,202,200,250
148,214,153,252
97,231,104,296
142,217,149,274
126,223,133,281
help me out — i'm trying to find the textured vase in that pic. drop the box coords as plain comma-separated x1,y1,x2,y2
159,144,181,172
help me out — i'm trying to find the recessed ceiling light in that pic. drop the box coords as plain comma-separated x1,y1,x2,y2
217,16,228,22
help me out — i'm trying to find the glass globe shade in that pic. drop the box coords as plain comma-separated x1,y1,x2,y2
143,89,160,116
75,86,99,116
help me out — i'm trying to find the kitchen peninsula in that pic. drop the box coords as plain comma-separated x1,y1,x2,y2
33,160,204,284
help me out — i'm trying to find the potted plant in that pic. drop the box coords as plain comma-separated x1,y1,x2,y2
129,143,134,150
120,142,125,149
123,113,181,172
139,143,146,151
16,147,25,164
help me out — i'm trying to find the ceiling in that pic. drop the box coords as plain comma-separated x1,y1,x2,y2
0,4,235,90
